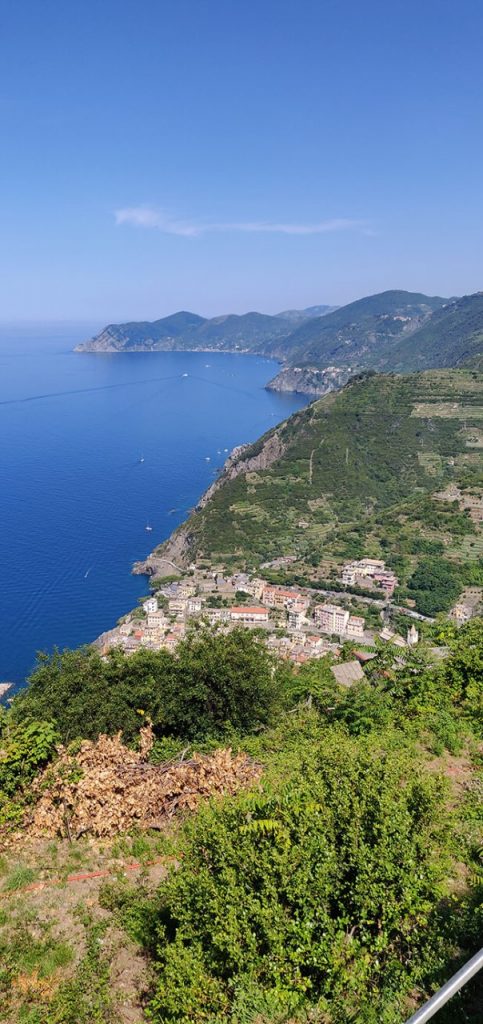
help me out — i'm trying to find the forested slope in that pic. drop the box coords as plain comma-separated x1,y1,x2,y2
157,369,483,602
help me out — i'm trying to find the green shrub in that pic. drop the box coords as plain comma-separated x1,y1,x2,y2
12,629,284,744
147,733,448,1023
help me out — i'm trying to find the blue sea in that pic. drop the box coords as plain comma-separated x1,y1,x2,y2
0,324,309,689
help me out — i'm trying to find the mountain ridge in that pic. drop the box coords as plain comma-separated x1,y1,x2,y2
76,289,483,397
75,291,445,359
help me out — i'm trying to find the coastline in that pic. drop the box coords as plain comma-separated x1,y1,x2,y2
75,345,337,398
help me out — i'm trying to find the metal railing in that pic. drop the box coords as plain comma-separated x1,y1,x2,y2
404,947,483,1024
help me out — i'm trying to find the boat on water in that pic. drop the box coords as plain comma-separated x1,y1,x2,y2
145,523,153,532
139,455,145,463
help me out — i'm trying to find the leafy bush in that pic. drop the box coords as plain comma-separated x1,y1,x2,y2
12,629,284,744
146,733,448,1023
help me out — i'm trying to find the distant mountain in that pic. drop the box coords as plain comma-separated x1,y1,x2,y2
275,304,338,322
76,309,309,354
185,312,294,351
384,292,483,372
266,290,448,366
77,290,483,393
78,311,208,352
76,292,446,364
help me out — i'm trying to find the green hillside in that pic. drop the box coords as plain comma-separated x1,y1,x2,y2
77,309,301,353
386,292,483,372
265,290,447,364
161,369,483,594
76,291,483,385
75,291,446,360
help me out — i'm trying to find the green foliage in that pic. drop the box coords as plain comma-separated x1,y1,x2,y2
146,732,449,1024
12,629,283,744
405,556,463,615
0,719,58,823
177,371,482,588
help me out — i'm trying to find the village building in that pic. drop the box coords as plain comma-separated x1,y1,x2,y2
287,608,307,631
346,615,365,638
204,607,231,623
262,585,301,610
304,635,326,653
314,603,350,635
450,587,482,623
162,633,179,652
146,610,166,629
123,636,141,652
242,577,266,600
450,602,473,624
288,595,310,613
341,558,398,596
168,597,187,617
142,597,158,614
119,621,132,636
230,605,269,624
186,597,203,615
177,581,196,599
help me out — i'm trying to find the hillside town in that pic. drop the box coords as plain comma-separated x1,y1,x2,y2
97,555,471,666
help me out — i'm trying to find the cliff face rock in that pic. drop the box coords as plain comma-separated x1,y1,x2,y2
133,431,287,575
196,432,286,510
132,523,195,576
266,365,351,396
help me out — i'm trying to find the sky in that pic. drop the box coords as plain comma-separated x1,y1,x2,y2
1,0,483,322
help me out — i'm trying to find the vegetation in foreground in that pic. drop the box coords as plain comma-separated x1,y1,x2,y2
0,620,482,1022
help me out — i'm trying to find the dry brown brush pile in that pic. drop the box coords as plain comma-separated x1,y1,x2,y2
23,726,261,840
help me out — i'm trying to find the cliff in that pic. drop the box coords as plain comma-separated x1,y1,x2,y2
266,365,351,396
132,428,288,576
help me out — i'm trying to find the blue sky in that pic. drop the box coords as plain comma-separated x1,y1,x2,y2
1,0,482,321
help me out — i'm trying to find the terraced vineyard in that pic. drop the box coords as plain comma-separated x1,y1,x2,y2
159,370,483,599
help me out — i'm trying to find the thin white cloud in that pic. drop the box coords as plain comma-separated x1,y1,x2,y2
114,206,370,237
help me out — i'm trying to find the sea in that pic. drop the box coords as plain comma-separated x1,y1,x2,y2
0,324,310,691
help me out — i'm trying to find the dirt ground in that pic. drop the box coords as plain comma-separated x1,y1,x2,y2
0,833,170,1023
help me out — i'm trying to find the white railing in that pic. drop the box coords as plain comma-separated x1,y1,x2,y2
404,947,483,1024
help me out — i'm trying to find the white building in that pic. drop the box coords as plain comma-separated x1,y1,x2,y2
146,610,166,629
314,603,350,635
287,608,307,631
341,559,397,596
230,606,269,623
346,615,365,638
143,597,158,614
